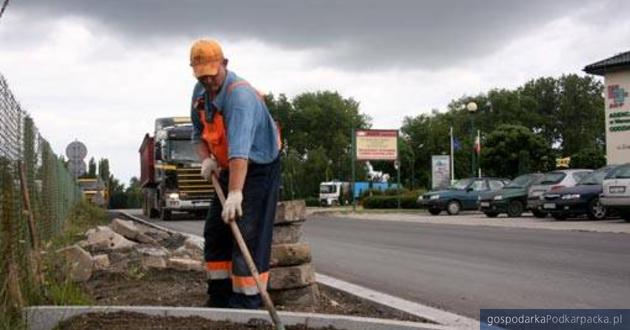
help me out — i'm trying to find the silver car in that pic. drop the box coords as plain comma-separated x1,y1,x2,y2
527,169,593,218
600,163,630,222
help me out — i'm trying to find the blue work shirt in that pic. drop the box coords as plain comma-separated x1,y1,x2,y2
191,70,280,164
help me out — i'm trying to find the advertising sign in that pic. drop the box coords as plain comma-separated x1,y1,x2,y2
432,155,451,189
605,72,630,164
356,130,398,161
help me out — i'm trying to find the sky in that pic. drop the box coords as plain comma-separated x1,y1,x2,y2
1,0,629,184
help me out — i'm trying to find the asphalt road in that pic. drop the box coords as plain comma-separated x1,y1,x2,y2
121,209,630,318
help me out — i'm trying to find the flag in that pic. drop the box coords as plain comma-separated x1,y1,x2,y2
453,138,461,151
474,132,481,154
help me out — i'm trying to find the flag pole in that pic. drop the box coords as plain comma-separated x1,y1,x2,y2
450,126,454,184
477,129,481,178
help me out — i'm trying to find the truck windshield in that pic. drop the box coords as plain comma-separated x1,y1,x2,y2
168,140,198,162
320,185,337,193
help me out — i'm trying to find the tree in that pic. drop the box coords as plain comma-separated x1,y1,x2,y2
265,91,371,198
125,177,143,209
570,148,606,169
98,158,110,183
87,157,96,177
108,175,126,209
555,74,605,155
480,124,554,178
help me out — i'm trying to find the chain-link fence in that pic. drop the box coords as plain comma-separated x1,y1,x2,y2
0,74,83,315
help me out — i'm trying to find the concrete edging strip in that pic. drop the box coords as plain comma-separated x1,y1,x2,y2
316,274,478,329
23,306,447,330
118,211,477,329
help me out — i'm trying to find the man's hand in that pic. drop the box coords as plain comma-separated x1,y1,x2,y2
222,190,243,223
200,157,219,181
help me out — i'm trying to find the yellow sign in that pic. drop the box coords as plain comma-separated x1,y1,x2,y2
356,130,398,161
556,157,571,168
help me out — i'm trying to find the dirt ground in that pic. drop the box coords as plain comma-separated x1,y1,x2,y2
55,311,339,330
81,268,427,323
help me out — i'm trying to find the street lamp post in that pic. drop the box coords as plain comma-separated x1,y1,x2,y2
467,101,478,177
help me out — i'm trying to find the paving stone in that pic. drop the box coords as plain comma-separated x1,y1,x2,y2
110,218,141,240
272,223,303,244
270,243,311,267
168,258,204,272
86,226,136,251
142,255,167,269
275,200,306,225
136,247,169,258
269,263,315,290
183,237,204,258
270,283,319,308
92,254,110,271
56,245,94,282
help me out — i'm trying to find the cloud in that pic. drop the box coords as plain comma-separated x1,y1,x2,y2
8,0,610,70
2,0,629,185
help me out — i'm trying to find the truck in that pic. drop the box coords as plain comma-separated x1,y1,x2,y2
319,181,351,206
139,117,214,220
319,181,400,206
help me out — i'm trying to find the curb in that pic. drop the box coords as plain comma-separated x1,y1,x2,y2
23,306,447,330
116,211,477,329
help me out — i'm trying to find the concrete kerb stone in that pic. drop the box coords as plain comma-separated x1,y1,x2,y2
23,306,448,330
316,274,478,329
117,211,473,329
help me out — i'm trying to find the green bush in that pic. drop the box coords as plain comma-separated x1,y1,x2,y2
358,189,384,200
363,195,421,209
304,197,321,207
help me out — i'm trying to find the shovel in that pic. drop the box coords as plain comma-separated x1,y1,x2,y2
210,173,286,330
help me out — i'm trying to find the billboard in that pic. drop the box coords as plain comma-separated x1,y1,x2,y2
605,72,630,164
356,130,398,161
432,155,451,189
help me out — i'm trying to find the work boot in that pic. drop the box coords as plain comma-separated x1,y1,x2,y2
205,279,231,308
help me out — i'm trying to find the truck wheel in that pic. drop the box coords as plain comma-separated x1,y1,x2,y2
160,208,172,221
532,210,547,218
485,212,498,218
446,200,461,215
428,208,441,215
586,198,607,220
620,212,630,222
506,200,524,217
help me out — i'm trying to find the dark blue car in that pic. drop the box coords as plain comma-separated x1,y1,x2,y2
541,165,619,220
418,177,509,215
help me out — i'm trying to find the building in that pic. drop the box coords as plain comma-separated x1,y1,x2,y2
584,51,630,165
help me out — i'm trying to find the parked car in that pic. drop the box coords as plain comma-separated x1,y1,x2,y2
418,177,509,215
600,163,630,222
479,173,545,217
541,165,619,220
527,169,592,218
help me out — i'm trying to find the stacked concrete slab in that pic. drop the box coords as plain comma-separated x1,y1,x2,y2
269,200,319,309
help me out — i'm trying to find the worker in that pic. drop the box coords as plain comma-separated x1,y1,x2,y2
189,39,281,309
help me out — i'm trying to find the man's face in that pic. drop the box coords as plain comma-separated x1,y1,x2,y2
198,64,226,95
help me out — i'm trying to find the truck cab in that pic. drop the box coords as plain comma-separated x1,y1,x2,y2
140,117,214,220
319,181,350,206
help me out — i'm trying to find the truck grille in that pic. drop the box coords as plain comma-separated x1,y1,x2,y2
176,167,214,200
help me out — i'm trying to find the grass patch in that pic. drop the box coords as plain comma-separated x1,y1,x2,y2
0,200,108,329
